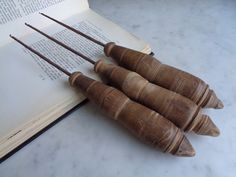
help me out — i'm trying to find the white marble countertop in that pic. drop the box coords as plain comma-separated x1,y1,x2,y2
1,0,236,176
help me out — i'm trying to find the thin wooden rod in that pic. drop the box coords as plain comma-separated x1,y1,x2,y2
25,23,96,65
9,35,71,76
39,13,106,47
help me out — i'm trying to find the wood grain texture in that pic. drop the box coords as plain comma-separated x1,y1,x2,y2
69,72,195,156
104,43,223,109
94,60,219,136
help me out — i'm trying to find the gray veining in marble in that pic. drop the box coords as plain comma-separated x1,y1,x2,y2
1,0,236,176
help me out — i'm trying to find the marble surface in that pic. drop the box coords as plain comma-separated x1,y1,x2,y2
1,0,236,176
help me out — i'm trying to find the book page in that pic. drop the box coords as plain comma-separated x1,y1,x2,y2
0,9,150,158
0,0,89,47
79,9,151,53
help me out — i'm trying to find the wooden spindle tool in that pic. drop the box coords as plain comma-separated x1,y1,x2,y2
10,35,195,157
25,24,220,137
39,13,223,109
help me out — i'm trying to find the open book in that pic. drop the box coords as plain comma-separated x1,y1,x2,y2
0,0,151,159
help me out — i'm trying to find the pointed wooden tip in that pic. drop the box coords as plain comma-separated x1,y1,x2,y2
174,136,196,157
204,90,224,109
208,125,220,137
194,115,220,137
216,99,224,109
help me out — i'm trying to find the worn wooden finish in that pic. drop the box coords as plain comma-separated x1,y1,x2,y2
104,42,223,109
69,72,195,156
94,60,220,136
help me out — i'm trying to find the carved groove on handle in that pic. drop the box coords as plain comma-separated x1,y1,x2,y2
100,89,130,120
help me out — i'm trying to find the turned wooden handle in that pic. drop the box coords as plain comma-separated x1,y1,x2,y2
94,60,220,137
104,42,223,109
69,72,195,156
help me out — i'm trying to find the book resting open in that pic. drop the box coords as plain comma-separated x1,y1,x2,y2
0,0,151,159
